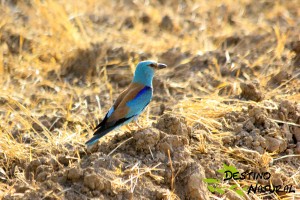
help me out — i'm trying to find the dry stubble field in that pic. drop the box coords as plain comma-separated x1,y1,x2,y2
0,0,300,199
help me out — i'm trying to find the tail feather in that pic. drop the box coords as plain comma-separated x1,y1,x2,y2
86,116,135,146
85,127,115,146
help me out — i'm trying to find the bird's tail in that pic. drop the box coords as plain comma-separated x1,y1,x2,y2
85,127,115,146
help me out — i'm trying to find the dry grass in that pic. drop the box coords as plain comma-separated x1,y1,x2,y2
0,0,300,199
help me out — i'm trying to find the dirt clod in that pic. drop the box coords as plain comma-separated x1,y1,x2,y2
159,15,174,31
140,13,150,24
295,143,300,154
240,81,264,101
265,136,285,153
157,134,189,153
133,128,161,152
1,1,300,199
186,163,209,200
0,29,33,54
267,71,291,88
83,173,105,191
66,168,83,182
60,43,102,79
288,40,300,66
155,113,190,138
122,17,134,29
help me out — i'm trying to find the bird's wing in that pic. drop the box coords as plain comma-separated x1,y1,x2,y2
94,83,152,133
93,87,129,130
86,83,152,145
123,85,152,118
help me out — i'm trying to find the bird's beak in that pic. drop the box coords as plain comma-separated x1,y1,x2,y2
157,63,167,69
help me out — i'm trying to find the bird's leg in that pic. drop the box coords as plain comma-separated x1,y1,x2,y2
133,116,143,129
134,121,143,129
125,124,132,132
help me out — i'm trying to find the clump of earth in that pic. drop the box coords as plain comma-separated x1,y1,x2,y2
1,0,300,200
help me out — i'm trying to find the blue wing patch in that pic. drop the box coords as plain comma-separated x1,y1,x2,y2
135,86,152,99
126,86,152,118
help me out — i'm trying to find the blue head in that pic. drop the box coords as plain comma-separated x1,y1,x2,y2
132,60,167,87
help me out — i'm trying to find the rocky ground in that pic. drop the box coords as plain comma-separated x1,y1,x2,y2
0,0,299,199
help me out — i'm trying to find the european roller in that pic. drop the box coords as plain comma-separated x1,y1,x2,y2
86,60,167,145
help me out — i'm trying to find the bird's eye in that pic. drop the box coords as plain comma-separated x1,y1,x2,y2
149,63,156,67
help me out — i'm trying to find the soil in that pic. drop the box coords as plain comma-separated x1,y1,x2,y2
0,0,300,200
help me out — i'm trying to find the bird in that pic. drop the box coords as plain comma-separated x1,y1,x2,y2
86,60,167,145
